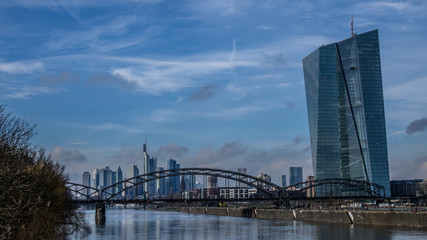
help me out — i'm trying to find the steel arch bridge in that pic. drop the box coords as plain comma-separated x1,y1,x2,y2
66,168,386,202
102,168,282,201
282,178,386,199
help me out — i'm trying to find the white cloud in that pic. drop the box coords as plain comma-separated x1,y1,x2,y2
385,77,427,104
2,86,63,100
0,61,44,74
354,1,426,17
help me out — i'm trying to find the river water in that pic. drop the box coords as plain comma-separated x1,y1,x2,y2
75,208,426,240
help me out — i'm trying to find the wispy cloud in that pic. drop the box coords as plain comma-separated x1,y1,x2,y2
0,61,44,74
50,146,87,165
2,86,64,100
353,1,427,18
47,16,162,53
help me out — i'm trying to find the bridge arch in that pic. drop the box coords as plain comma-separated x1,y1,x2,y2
101,168,282,201
283,178,386,199
66,182,100,201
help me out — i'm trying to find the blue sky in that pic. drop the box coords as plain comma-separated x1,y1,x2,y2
1,0,426,184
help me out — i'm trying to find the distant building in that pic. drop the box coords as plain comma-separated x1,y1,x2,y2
82,172,91,197
208,176,218,188
219,187,257,199
82,172,91,186
306,176,315,197
126,165,140,198
289,167,303,185
143,142,157,196
156,167,167,196
417,180,427,197
390,179,423,197
257,173,271,189
117,167,123,193
92,169,99,191
167,159,180,194
281,174,287,187
184,175,196,191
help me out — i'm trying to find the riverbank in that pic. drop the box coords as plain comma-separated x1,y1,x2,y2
180,207,427,228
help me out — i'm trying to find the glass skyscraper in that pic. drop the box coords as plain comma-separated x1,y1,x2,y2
303,29,390,196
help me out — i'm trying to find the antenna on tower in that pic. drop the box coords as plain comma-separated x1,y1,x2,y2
351,16,354,37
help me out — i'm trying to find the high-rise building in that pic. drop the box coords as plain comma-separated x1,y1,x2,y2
82,172,91,186
281,174,287,187
184,175,196,190
207,176,218,188
156,167,167,196
126,165,140,198
143,142,157,196
82,172,91,197
167,159,180,194
92,169,99,191
289,167,303,185
303,29,390,196
114,166,123,197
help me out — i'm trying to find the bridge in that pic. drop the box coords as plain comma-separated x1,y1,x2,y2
66,168,386,223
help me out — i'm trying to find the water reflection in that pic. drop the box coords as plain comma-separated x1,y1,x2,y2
77,208,425,240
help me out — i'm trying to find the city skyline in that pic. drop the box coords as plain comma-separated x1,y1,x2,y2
1,1,426,184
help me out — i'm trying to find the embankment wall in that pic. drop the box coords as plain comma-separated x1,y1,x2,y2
180,207,427,228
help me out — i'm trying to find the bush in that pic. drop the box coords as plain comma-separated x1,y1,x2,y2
0,105,89,239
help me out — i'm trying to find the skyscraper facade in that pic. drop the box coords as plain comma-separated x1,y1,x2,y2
167,159,180,194
82,172,91,196
281,174,287,187
143,142,157,196
126,165,140,198
303,29,390,196
289,167,302,185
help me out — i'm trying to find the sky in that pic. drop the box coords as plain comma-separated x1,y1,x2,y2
1,0,426,185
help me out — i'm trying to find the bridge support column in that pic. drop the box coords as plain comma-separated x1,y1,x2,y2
96,203,106,225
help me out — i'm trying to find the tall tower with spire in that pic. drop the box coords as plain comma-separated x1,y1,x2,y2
143,139,157,196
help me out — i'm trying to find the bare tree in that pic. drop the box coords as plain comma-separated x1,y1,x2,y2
0,105,89,239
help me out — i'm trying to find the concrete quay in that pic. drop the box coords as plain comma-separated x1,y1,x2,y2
181,207,427,228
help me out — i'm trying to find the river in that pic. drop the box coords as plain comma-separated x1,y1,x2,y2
74,208,426,239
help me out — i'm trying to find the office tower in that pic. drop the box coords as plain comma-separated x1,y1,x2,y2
143,142,157,196
92,169,99,191
167,159,180,194
82,172,91,186
289,167,303,185
156,167,167,196
303,29,390,196
126,165,140,198
82,172,91,197
184,175,196,190
281,174,287,187
114,166,123,196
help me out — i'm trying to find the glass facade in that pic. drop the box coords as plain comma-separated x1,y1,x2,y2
303,30,390,196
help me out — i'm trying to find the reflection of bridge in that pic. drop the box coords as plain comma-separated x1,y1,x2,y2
67,168,386,223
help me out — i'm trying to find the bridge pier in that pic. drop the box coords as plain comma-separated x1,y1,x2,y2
96,203,106,225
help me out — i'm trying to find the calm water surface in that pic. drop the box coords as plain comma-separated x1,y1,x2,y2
75,208,426,240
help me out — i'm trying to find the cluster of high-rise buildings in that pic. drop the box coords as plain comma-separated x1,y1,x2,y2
82,142,196,198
